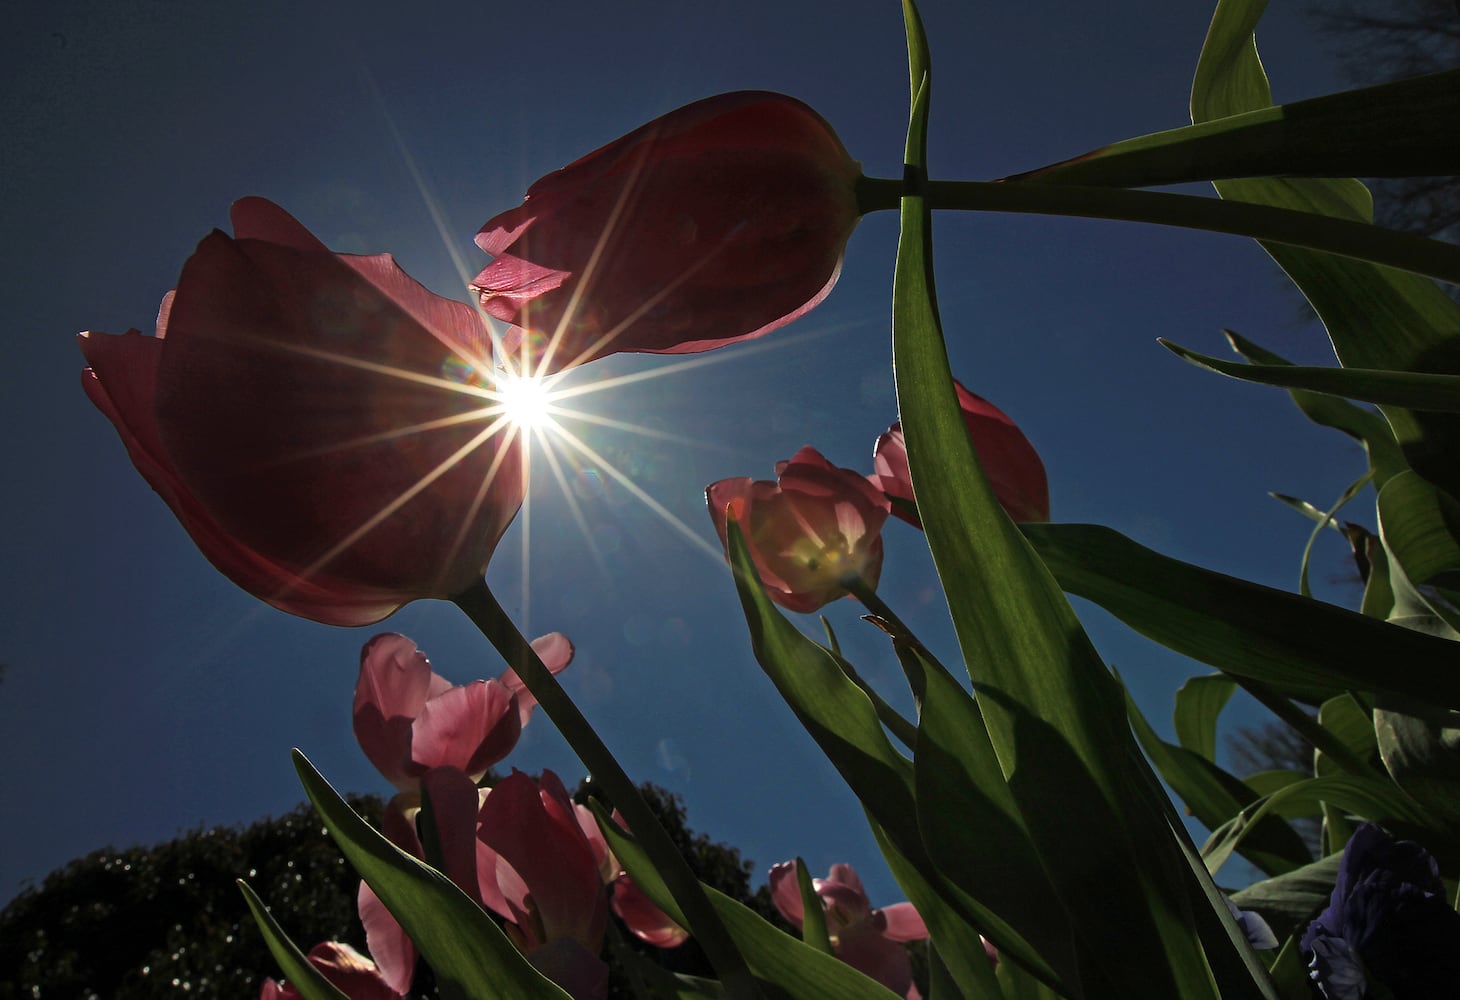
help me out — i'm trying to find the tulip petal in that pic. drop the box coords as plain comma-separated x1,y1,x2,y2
230,197,330,253
357,882,416,996
836,920,917,999
410,680,521,781
824,863,866,899
767,860,806,928
353,635,434,789
418,766,486,906
478,771,607,950
873,381,1048,528
500,632,576,727
708,447,888,613
82,198,525,627
79,330,405,626
611,874,690,948
876,902,930,942
471,92,861,373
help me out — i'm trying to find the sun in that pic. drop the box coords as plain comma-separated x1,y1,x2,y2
494,372,556,430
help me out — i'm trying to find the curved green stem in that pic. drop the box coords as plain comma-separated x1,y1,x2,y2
856,175,1460,285
452,579,760,1000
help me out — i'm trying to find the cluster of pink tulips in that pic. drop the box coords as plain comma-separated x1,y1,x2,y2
79,87,1054,998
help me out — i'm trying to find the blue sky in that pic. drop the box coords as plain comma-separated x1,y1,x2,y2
2,0,1366,912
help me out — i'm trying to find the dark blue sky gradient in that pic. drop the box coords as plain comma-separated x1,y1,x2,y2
3,0,1365,908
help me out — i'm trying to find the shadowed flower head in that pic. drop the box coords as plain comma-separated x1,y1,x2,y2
872,379,1048,527
707,446,891,613
80,197,524,626
471,91,862,374
769,861,933,999
1301,822,1460,999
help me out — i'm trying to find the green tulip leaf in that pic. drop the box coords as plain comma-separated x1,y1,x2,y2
904,641,1080,990
1006,68,1460,187
1021,522,1460,709
894,75,1243,1000
591,804,901,1000
1268,936,1321,995
291,750,568,1000
793,857,832,955
1201,774,1436,874
1174,674,1238,761
1377,471,1460,601
238,880,349,1000
1314,695,1379,779
868,818,1009,1000
1243,770,1312,807
1229,854,1341,942
1160,339,1460,415
1192,0,1460,509
1125,684,1312,875
722,518,1065,992
1225,330,1407,491
1315,695,1379,850
1374,705,1460,830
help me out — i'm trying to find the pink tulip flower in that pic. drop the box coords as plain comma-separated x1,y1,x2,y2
769,861,931,1000
358,768,488,995
707,446,891,613
872,380,1049,527
80,197,524,627
610,874,690,948
471,92,862,374
352,632,572,793
258,941,403,1000
478,770,611,999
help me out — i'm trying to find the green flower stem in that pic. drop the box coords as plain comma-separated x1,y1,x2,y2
452,579,760,1000
856,175,1460,286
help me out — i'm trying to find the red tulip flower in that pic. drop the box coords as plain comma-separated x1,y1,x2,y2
707,446,891,613
471,91,862,374
872,380,1049,527
258,941,403,1000
769,861,932,1000
352,632,573,793
80,197,525,627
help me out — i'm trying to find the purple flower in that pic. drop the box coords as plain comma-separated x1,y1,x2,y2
1300,823,1460,999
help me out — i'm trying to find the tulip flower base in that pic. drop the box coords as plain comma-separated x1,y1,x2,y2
73,0,1460,997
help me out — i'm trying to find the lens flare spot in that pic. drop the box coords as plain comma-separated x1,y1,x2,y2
440,355,484,386
496,373,554,430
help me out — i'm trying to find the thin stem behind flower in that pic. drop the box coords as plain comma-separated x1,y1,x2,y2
451,579,761,1000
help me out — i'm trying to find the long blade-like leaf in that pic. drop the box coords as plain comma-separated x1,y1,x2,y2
1192,0,1460,509
238,881,349,1000
1174,674,1237,761
292,750,568,1000
1224,330,1407,490
1125,686,1312,875
1160,339,1460,414
1006,69,1460,187
1022,522,1460,708
1201,774,1438,873
592,804,901,1000
893,60,1237,1000
723,519,1066,991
